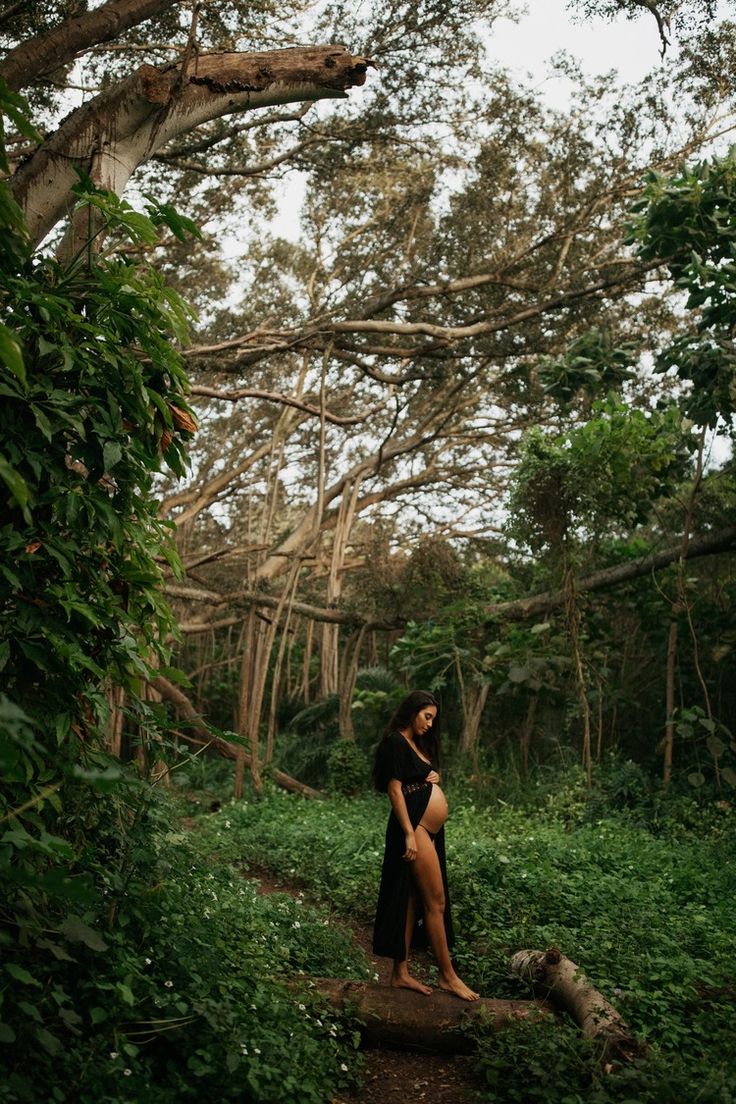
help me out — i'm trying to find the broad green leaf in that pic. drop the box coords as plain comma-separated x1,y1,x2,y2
5,963,41,986
0,322,25,384
706,734,725,759
35,1027,61,1056
117,982,135,1006
60,916,108,952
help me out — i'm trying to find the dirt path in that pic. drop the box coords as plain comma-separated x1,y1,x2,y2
243,862,484,1104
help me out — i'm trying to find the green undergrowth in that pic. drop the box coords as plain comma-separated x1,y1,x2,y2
1,796,367,1104
195,786,736,1103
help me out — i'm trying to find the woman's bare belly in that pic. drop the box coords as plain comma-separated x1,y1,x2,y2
420,784,448,833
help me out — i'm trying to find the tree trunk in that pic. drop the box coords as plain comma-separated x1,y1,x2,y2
458,681,490,771
663,616,678,786
307,979,544,1053
520,694,537,777
510,949,642,1060
13,45,372,247
337,625,366,740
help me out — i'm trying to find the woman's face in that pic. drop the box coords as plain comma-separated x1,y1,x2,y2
411,704,437,738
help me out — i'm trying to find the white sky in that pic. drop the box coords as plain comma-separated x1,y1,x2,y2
487,0,665,98
269,0,666,239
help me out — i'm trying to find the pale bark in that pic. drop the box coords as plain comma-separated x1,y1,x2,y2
510,949,642,1059
12,45,372,247
0,0,179,90
458,681,490,770
337,625,366,741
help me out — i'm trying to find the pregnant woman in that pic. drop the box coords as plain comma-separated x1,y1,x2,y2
371,690,479,1001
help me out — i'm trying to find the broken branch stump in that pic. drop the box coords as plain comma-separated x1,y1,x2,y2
510,948,643,1059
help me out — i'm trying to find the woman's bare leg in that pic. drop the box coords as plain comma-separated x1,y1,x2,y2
391,888,432,994
411,827,479,1001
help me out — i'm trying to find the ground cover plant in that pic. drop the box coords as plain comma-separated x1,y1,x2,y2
1,788,366,1103
196,776,736,1103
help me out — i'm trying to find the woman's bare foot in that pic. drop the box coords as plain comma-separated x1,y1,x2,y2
391,967,432,995
438,973,480,1001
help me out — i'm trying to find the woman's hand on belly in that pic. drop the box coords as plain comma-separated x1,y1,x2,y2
426,770,440,784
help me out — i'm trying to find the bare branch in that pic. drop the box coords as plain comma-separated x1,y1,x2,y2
189,384,391,426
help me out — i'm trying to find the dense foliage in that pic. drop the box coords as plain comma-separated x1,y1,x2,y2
198,779,736,1103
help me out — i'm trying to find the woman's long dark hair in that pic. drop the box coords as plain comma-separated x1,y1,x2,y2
371,690,441,791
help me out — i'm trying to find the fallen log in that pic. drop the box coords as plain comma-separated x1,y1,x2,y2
510,948,643,1060
306,978,546,1053
151,675,322,798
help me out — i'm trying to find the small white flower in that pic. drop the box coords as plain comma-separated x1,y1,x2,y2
164,980,174,988
254,1047,261,1055
123,1069,132,1077
298,1003,306,1012
341,1063,348,1072
315,1019,323,1027
293,920,301,929
109,1051,119,1059
241,1045,248,1055
144,957,152,966
224,820,231,828
329,1027,337,1037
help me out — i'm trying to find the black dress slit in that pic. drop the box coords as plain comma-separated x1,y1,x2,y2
371,731,455,961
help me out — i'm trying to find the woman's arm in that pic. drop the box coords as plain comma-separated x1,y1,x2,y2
387,779,418,862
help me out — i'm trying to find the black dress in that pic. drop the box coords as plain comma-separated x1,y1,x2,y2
372,730,455,961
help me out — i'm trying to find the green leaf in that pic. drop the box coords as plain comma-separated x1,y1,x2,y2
0,322,25,384
35,1027,61,1056
706,734,725,759
0,451,31,518
687,771,705,788
103,439,122,470
59,916,108,952
721,767,736,788
5,963,41,986
0,1023,16,1044
36,939,76,963
117,982,135,1006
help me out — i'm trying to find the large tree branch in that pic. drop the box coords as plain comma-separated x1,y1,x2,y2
167,527,736,633
483,527,736,623
0,0,179,90
12,45,372,246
